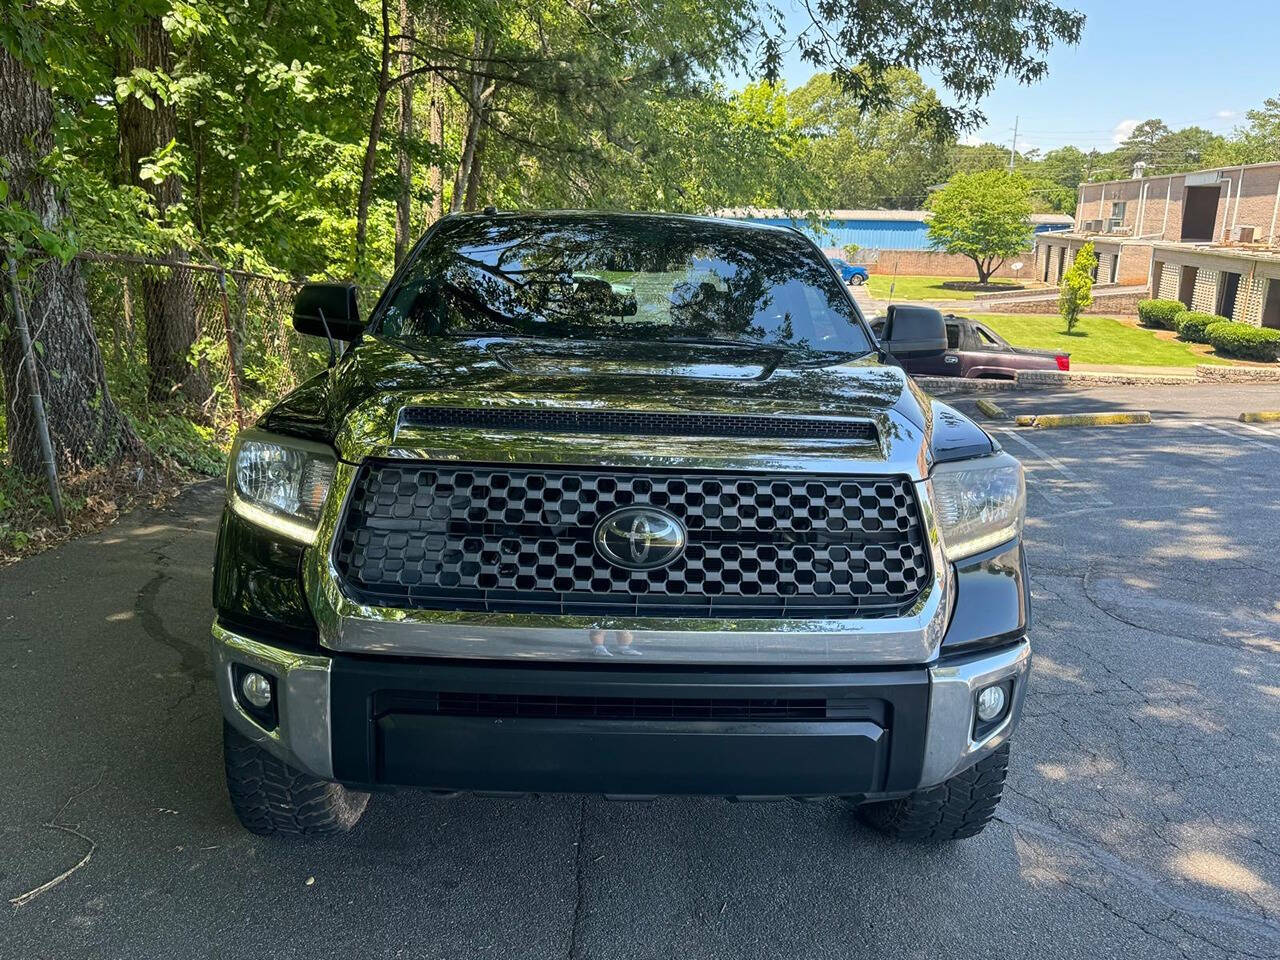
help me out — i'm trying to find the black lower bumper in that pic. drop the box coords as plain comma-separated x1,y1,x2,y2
329,657,930,796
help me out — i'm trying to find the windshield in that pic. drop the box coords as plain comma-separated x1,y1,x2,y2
375,215,873,354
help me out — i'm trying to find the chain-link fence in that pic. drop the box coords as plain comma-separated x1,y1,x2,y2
76,251,322,426
2,251,328,547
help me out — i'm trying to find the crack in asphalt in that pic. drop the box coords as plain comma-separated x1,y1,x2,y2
131,500,216,717
566,797,588,960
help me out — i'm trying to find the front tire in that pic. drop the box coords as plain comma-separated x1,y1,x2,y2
223,721,370,837
857,744,1009,842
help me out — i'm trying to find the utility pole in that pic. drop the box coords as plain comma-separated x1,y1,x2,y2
1008,116,1019,171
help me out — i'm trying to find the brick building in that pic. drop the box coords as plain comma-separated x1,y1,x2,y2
1034,161,1280,328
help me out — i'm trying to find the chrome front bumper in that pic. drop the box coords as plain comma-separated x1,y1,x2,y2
213,624,1030,792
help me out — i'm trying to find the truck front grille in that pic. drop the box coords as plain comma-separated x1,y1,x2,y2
333,462,931,618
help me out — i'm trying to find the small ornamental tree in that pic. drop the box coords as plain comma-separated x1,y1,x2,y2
1058,242,1098,333
925,170,1033,283
842,242,861,261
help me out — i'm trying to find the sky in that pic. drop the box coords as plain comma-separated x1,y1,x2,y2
765,0,1280,155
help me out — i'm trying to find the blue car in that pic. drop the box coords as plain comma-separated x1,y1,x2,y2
829,257,869,285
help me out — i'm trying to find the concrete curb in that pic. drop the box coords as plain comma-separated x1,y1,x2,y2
1196,364,1280,383
1240,411,1280,423
914,376,1019,393
1017,411,1153,429
974,398,1008,419
1017,370,1196,388
915,365,1279,394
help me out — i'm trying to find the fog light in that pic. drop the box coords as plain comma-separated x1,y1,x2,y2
976,684,1007,723
240,671,273,709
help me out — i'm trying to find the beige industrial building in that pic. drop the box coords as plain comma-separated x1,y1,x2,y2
1033,161,1280,328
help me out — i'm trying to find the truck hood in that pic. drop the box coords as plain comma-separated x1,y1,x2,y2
262,335,994,479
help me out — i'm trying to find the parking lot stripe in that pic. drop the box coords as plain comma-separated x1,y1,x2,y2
1233,419,1280,442
993,429,1074,506
1187,420,1280,454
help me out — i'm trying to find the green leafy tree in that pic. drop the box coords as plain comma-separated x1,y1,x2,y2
787,70,953,209
1210,96,1280,165
1,17,139,475
771,0,1086,135
925,170,1033,283
1058,241,1097,334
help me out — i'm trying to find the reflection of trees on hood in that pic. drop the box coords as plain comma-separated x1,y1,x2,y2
380,215,861,349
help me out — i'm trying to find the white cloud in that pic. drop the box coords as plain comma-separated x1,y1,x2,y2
960,133,984,147
1112,119,1139,145
1216,109,1236,120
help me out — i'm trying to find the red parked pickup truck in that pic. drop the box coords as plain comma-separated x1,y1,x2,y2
870,312,1069,379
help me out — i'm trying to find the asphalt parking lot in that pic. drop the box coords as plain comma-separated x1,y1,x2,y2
3,383,1279,960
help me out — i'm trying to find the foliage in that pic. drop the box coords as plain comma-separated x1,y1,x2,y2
775,0,1085,135
1213,96,1280,166
1057,241,1096,333
1173,310,1226,343
1205,321,1280,361
842,243,860,260
787,70,951,209
971,314,1230,368
925,171,1033,282
1137,298,1185,329
1112,120,1228,177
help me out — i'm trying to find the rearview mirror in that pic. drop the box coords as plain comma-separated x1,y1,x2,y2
881,305,946,358
293,283,363,341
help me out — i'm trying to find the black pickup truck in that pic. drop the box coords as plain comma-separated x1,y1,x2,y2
212,212,1030,841
871,313,1069,379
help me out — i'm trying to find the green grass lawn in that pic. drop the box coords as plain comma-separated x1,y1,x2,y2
866,274,1024,302
969,313,1225,367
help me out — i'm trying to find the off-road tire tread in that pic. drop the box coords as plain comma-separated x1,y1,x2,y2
223,722,369,836
857,744,1010,842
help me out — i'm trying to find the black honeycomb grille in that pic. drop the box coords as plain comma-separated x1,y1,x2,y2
399,406,877,442
333,462,931,618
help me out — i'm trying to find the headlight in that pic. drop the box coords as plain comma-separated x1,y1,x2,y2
228,429,337,543
929,452,1025,561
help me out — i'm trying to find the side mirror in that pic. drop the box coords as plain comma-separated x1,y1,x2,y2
881,305,946,358
293,283,363,341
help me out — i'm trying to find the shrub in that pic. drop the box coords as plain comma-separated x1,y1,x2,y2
1174,310,1227,343
1137,298,1184,329
1205,322,1280,361
1059,242,1097,333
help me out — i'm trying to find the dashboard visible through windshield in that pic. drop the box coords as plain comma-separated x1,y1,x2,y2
375,214,873,355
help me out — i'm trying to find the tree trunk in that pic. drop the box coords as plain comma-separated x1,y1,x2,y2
117,16,208,403
0,47,139,475
354,0,392,272
451,30,495,214
418,12,447,227
464,123,488,210
425,59,446,224
393,0,415,266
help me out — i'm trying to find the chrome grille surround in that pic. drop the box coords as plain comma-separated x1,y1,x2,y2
333,462,930,619
305,456,953,666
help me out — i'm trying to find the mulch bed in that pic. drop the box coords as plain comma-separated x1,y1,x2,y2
940,281,1026,293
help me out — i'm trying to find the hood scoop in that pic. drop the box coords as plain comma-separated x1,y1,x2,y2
488,339,777,381
398,406,878,443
